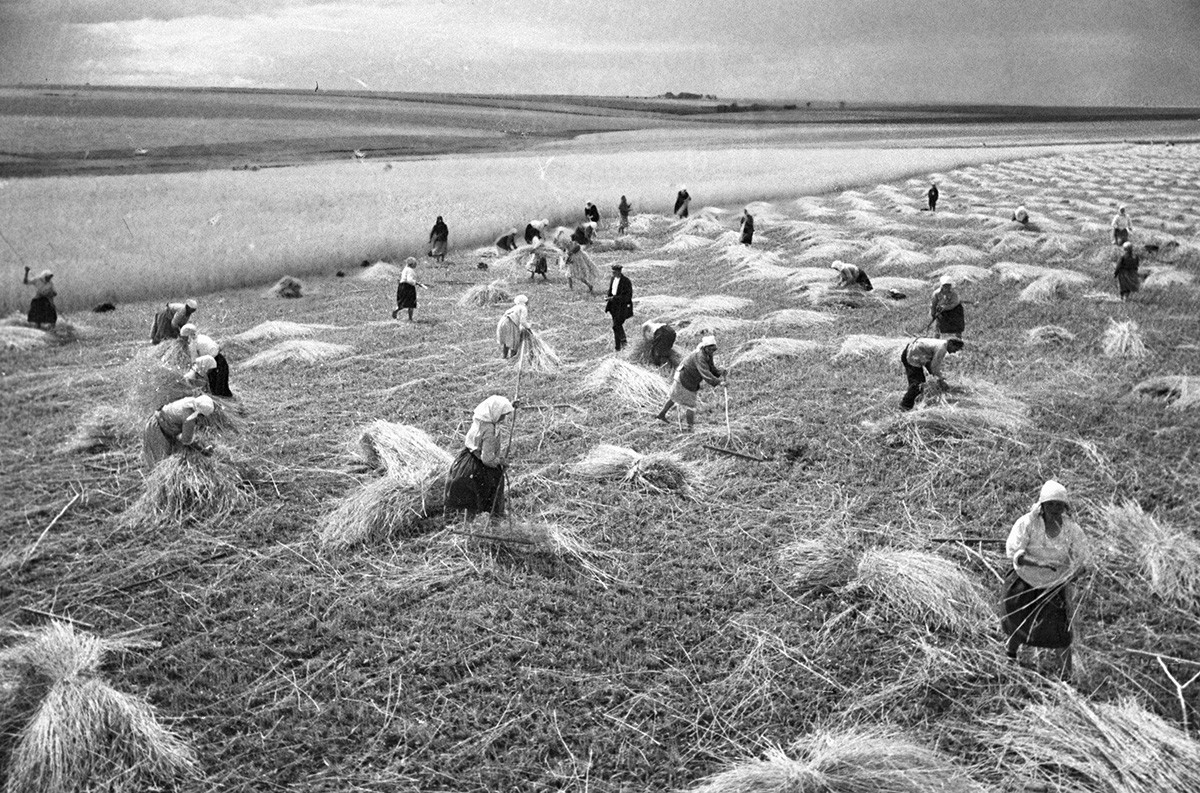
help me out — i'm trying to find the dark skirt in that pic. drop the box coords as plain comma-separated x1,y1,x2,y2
151,309,176,344
28,296,57,327
443,448,505,518
740,229,754,245
936,303,965,336
1116,267,1141,296
1000,569,1072,648
396,282,418,309
207,353,233,398
1113,227,1129,246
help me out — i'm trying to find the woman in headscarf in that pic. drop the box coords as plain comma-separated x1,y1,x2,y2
151,299,197,345
495,228,519,253
830,260,873,291
428,215,449,262
180,324,233,398
444,395,515,521
640,321,679,369
524,219,548,245
617,196,632,234
674,186,691,218
1111,205,1133,246
1001,480,1088,679
656,335,724,432
930,277,964,339
1012,205,1030,226
142,394,215,469
1113,240,1141,301
496,295,530,359
393,257,423,321
899,336,963,411
571,221,597,246
584,201,600,225
739,208,755,246
563,239,599,294
926,182,939,212
184,354,218,392
22,267,57,328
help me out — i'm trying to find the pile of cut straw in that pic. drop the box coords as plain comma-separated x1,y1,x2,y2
124,447,254,527
268,275,304,298
849,547,992,634
574,444,702,496
728,338,821,368
240,339,354,368
1129,375,1200,409
516,327,562,373
457,279,513,307
581,358,670,408
1101,319,1148,358
1099,500,1200,605
1027,325,1077,347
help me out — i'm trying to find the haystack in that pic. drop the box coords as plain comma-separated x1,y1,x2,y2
673,217,726,236
686,726,987,793
1027,325,1076,347
800,284,882,309
761,308,834,329
1101,320,1147,359
988,231,1042,256
580,358,670,408
932,244,987,264
1100,501,1200,605
590,236,641,253
626,333,681,371
658,234,713,253
728,338,822,368
574,444,702,496
125,447,253,527
993,261,1057,283
357,261,404,282
674,315,760,335
666,295,754,318
635,294,692,317
930,265,992,284
0,622,197,793
229,320,344,345
849,548,992,634
862,235,919,260
778,538,857,594
1038,232,1088,258
876,248,933,270
355,422,447,477
983,685,1200,793
1017,270,1091,303
882,376,1031,439
795,241,867,265
832,335,908,361
1129,375,1200,409
516,327,562,373
457,279,513,308
1141,267,1195,290
0,326,47,352
240,339,354,368
268,275,304,298
316,468,448,550
625,213,669,235
58,405,133,454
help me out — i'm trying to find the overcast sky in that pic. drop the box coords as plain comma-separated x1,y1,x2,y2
2,0,1198,106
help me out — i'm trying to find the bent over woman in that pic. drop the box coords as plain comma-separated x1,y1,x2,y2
142,394,215,469
444,396,515,521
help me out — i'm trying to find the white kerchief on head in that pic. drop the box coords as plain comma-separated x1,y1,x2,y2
1038,479,1068,505
473,395,514,425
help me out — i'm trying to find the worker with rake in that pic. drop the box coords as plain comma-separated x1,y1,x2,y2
393,257,426,321
445,395,516,522
496,295,530,359
142,394,215,469
930,277,964,339
899,336,963,411
656,335,725,432
1001,480,1088,680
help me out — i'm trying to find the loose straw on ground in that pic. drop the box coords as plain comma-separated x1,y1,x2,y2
574,444,703,497
1100,501,1200,605
580,358,669,408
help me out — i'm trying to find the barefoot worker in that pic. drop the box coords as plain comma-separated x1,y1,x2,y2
641,320,679,368
142,394,215,469
495,228,519,253
180,324,233,398
1111,205,1133,246
926,182,939,212
674,186,691,218
656,335,724,432
1113,241,1141,301
930,277,964,338
739,208,755,246
604,264,633,351
584,201,600,225
393,257,426,321
899,336,963,411
22,267,57,329
444,395,515,523
617,195,632,234
496,295,530,359
831,260,873,291
428,215,449,263
1002,479,1088,680
151,299,197,345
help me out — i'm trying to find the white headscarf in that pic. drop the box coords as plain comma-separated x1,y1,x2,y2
513,295,528,305
1038,479,1069,505
192,354,217,374
465,395,514,450
189,394,215,419
180,323,198,338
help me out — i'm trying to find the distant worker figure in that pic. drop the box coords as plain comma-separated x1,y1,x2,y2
180,324,233,398
496,295,530,359
830,260,873,291
1113,241,1141,301
618,195,632,234
22,267,57,329
428,215,449,263
393,257,425,321
604,264,633,351
495,228,519,253
739,208,755,245
930,277,964,339
571,222,597,246
641,320,679,369
1012,205,1030,226
184,354,218,392
899,336,963,411
564,240,599,293
656,335,724,432
1111,205,1133,246
151,299,197,345
926,182,939,212
1002,479,1088,680
142,394,215,470
524,219,548,245
444,395,516,523
674,186,691,218
584,201,600,225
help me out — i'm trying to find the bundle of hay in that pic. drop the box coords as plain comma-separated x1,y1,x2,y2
1027,324,1077,347
625,213,669,235
792,198,839,218
355,422,447,477
0,622,197,793
930,264,992,284
673,217,726,236
1038,232,1089,258
619,258,680,272
658,234,712,253
832,335,908,361
795,241,867,265
862,235,920,260
895,376,1030,437
719,245,783,268
993,261,1057,283
1017,270,1092,303
728,338,822,368
1141,267,1195,290
457,519,613,582
1100,501,1200,605
674,315,759,335
761,308,835,329
125,447,253,527
357,261,404,282
626,333,681,371
317,467,448,550
43,319,87,346
667,295,754,317
982,685,1200,793
989,231,1042,256
240,339,354,368
0,326,47,352
516,327,562,373
686,726,987,793
932,244,987,264
228,320,343,345
457,279,513,307
268,275,304,298
580,358,669,408
635,294,692,316
573,444,702,496
1129,375,1200,409
1101,319,1148,359
800,284,881,309
125,362,201,418
590,235,641,252
58,405,133,454
836,191,878,212
875,248,933,270
722,260,798,286
848,548,992,633
778,538,857,594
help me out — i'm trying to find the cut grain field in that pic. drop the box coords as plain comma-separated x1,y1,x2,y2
3,142,1200,791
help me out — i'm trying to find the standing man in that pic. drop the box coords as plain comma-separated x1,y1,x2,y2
656,335,724,432
926,182,939,212
604,264,633,351
617,195,632,234
899,336,963,411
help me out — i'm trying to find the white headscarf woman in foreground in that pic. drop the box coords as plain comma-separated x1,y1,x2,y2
444,395,516,522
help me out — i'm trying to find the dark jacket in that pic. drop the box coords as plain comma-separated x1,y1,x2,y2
674,190,690,215
495,232,517,252
604,274,633,322
676,348,723,392
572,225,593,246
430,219,449,242
585,204,600,224
618,197,631,217
524,223,540,244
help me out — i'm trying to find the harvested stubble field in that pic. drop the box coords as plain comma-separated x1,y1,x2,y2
3,142,1200,791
